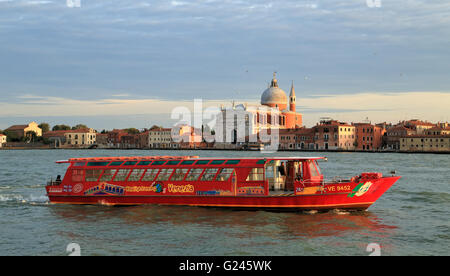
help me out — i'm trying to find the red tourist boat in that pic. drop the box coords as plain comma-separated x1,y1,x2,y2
46,156,400,211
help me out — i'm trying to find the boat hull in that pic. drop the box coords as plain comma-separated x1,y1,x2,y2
47,176,400,211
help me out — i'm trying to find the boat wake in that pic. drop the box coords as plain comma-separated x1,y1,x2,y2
0,194,49,206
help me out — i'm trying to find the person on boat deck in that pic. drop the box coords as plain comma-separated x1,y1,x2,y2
56,175,61,183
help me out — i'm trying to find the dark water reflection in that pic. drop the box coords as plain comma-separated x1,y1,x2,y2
44,204,397,256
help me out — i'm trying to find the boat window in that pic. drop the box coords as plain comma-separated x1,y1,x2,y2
113,169,131,182
185,168,204,181
151,161,166,165
137,161,152,166
87,162,110,167
210,160,225,165
85,169,102,182
297,162,303,180
156,169,174,181
166,160,181,165
195,160,210,165
314,161,322,175
124,161,138,166
100,169,117,181
216,168,234,181
246,168,264,181
109,161,124,166
171,169,189,181
308,161,319,177
142,169,159,181
181,160,195,165
201,168,219,181
73,162,85,167
72,169,84,182
256,160,266,165
128,169,145,181
225,160,240,165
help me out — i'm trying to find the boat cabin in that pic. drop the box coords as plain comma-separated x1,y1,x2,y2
50,156,326,196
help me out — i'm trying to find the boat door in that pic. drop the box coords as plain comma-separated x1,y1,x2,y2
286,161,302,191
265,160,286,191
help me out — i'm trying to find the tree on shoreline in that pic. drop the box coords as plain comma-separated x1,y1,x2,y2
52,125,71,131
38,123,50,133
124,128,140,135
72,124,89,130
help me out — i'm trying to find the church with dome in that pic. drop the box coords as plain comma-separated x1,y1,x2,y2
260,72,302,128
215,73,303,144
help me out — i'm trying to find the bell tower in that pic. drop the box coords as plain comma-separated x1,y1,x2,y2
289,81,296,112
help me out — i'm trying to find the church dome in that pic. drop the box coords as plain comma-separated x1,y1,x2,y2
260,73,288,110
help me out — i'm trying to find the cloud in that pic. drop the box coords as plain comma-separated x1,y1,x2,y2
0,0,449,115
1,92,449,129
299,91,450,126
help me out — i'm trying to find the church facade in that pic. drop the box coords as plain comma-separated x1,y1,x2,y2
215,73,303,144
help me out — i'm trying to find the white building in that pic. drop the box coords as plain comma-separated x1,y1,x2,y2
215,103,282,144
148,127,175,148
65,128,97,146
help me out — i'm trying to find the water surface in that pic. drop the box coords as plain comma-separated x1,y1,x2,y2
0,150,448,255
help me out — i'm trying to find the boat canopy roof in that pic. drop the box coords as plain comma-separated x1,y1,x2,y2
56,156,326,164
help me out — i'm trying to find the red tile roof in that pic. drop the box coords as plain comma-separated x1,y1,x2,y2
6,125,28,130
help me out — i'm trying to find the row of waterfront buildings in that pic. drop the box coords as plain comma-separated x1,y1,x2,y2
1,73,449,153
1,118,449,153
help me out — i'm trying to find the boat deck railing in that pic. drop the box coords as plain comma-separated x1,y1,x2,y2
298,177,354,187
47,178,62,186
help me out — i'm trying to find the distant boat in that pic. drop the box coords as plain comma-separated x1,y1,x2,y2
46,155,400,211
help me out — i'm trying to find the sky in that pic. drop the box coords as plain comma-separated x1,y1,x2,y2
0,0,449,130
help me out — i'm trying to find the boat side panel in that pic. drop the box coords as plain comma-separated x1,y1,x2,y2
48,176,400,210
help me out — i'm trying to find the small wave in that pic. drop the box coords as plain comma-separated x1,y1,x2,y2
0,194,49,205
330,209,351,215
303,210,318,215
0,194,26,203
26,184,45,189
399,190,450,204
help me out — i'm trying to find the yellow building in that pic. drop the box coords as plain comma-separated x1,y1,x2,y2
0,134,6,147
426,126,450,135
400,135,450,152
5,122,42,138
